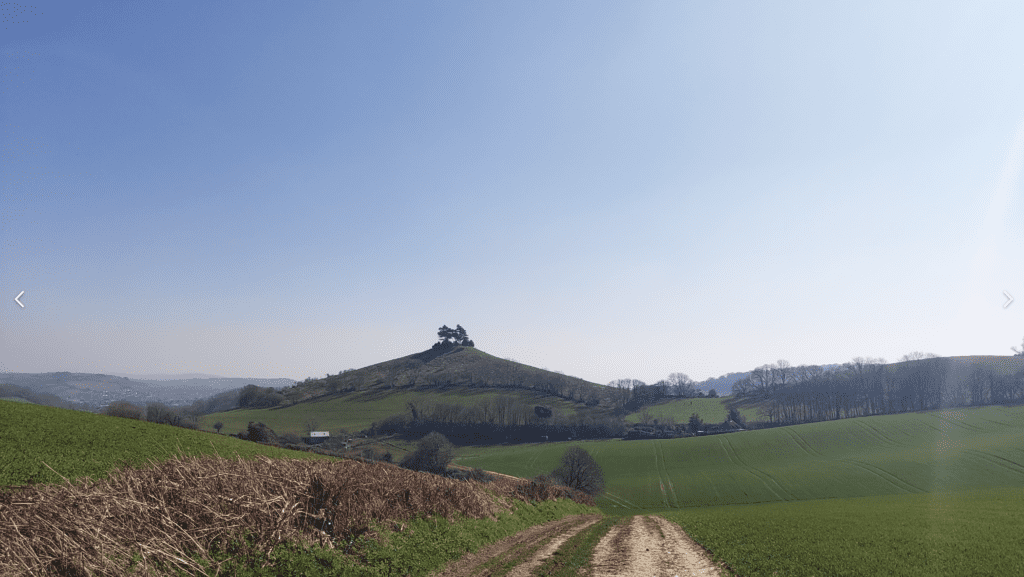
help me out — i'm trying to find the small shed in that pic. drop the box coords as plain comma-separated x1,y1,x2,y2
304,431,331,445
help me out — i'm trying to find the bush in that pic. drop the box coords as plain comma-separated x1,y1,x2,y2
728,407,746,427
242,422,280,445
551,446,605,497
688,413,704,434
468,467,493,483
399,431,454,474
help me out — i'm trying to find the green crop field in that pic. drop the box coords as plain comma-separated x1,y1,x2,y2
662,486,1024,576
199,386,598,437
456,404,1024,574
457,404,1024,510
0,400,333,491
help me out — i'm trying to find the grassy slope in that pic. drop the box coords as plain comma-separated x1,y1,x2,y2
457,404,1024,511
623,395,760,425
0,400,333,490
202,382,610,438
285,345,612,402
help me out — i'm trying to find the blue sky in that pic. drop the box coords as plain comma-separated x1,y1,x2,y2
2,1,1022,385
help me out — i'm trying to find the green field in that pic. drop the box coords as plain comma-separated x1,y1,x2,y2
457,404,1024,510
199,386,602,437
623,395,760,425
663,487,1024,576
455,404,1024,574
0,400,333,491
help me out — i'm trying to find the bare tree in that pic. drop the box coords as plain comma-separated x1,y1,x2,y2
667,372,696,397
639,407,654,426
551,447,605,496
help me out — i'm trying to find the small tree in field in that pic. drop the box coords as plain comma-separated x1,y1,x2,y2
400,432,455,474
213,421,224,433
688,413,704,434
551,446,604,497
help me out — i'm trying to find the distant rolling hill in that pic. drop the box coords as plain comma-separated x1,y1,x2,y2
0,372,296,409
106,372,229,380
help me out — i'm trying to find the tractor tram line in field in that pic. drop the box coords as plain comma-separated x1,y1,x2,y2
964,448,1024,477
718,436,795,502
655,440,680,508
839,458,924,494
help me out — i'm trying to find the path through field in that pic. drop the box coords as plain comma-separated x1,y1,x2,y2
430,514,722,577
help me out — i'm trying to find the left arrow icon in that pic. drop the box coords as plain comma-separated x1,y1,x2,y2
15,291,24,308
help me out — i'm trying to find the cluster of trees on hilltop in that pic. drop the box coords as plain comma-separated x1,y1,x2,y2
368,397,626,444
732,355,1024,426
433,324,474,349
607,373,719,414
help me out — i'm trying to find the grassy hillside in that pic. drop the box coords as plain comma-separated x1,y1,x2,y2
202,348,619,438
201,386,611,437
457,403,1024,511
282,345,613,405
0,400,333,491
623,395,759,426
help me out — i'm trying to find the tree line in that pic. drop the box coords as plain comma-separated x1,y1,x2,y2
368,396,626,444
730,354,1024,426
606,373,718,414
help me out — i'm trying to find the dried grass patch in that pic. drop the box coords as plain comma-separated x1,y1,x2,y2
0,450,593,576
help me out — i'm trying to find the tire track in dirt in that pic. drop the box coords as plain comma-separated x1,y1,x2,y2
429,514,601,577
505,516,601,577
591,515,723,577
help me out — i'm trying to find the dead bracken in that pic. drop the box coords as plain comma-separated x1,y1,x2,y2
0,450,593,577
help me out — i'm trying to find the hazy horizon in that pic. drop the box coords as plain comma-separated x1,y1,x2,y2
2,1,1023,385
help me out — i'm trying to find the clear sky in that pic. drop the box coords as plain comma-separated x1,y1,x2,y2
2,1,1022,385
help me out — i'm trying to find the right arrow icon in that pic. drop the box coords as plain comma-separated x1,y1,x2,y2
1005,291,1014,309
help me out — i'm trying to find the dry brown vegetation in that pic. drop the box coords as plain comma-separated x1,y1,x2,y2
0,451,593,576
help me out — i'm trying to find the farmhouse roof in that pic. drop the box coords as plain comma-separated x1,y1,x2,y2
310,431,330,437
